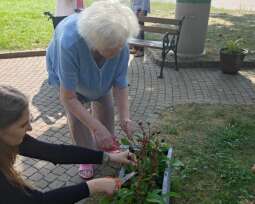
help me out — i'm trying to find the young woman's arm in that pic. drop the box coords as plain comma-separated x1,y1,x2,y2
19,134,103,165
0,171,118,204
0,171,90,204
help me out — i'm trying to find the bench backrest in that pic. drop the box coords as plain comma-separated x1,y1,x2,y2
137,16,184,36
45,12,184,36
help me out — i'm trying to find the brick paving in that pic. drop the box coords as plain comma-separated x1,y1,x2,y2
0,55,255,203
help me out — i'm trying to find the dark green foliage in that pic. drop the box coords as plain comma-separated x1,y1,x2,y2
100,122,174,204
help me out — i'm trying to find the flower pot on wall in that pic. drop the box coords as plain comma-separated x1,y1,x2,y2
175,0,211,57
220,48,248,74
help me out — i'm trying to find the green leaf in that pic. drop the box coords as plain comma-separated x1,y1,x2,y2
121,137,130,145
146,191,165,204
100,196,113,204
172,159,185,168
163,191,181,198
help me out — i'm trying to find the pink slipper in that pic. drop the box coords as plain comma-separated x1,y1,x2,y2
79,164,94,179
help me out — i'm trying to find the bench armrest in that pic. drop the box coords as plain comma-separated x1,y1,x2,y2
161,16,185,53
162,32,177,52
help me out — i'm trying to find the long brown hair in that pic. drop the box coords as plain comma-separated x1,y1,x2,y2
0,85,28,189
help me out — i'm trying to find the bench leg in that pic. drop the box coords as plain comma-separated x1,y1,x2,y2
158,53,166,79
158,55,166,79
174,51,178,71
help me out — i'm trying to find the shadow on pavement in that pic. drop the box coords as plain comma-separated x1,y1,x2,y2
32,80,65,125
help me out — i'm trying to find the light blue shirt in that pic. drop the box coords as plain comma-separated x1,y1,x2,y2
46,14,129,101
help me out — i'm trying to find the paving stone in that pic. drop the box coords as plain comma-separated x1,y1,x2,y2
66,166,79,177
23,166,38,177
53,166,66,175
44,163,56,171
57,174,71,182
34,161,48,169
70,175,83,183
14,161,31,172
39,168,51,176
44,173,58,182
48,180,65,189
36,179,49,189
24,158,37,166
29,172,43,181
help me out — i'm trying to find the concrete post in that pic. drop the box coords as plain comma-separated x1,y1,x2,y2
175,0,211,58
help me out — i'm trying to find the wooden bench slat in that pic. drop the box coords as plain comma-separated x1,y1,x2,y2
141,26,179,35
138,16,181,25
128,38,163,49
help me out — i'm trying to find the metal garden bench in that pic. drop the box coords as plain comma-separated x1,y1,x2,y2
128,16,185,78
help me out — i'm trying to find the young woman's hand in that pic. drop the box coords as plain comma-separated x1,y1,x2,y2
108,151,137,166
87,177,121,195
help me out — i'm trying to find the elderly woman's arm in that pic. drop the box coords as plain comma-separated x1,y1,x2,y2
60,86,97,129
113,86,130,122
59,86,113,148
113,86,135,137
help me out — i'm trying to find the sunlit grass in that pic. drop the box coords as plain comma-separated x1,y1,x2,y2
161,104,255,204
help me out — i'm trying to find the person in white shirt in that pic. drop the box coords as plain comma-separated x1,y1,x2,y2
55,0,84,16
130,0,150,57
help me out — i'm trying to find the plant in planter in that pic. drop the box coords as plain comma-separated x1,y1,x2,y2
100,122,175,204
220,38,248,74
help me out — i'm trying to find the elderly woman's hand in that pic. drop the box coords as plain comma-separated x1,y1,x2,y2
92,121,114,150
120,119,136,140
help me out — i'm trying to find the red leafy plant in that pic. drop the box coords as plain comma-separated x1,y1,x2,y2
100,122,172,204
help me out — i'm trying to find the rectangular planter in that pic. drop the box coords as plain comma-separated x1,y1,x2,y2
119,147,173,204
162,147,173,204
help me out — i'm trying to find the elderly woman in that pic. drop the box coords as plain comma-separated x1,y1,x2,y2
46,1,139,179
0,85,136,204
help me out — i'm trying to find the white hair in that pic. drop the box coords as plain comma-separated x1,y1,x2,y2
77,0,139,51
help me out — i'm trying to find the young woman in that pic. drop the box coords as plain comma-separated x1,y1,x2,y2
0,85,136,204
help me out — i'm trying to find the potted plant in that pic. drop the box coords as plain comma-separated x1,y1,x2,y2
100,122,177,204
220,39,248,74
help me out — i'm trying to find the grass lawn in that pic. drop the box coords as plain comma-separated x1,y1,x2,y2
0,0,54,52
160,104,255,204
1,0,255,61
